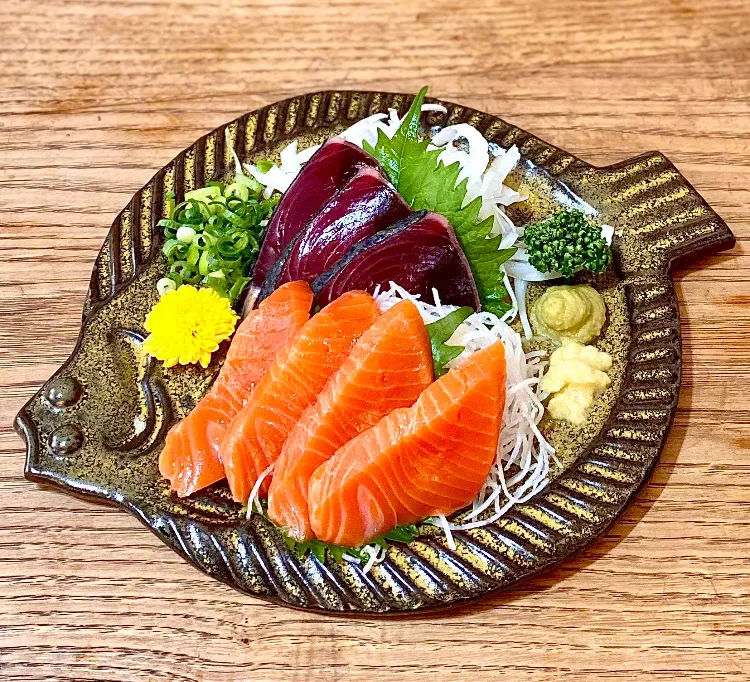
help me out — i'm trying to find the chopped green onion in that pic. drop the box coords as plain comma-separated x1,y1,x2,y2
186,242,200,267
193,233,212,249
156,277,176,296
233,173,263,193
228,276,250,301
198,250,210,276
158,168,277,304
176,225,196,243
224,182,250,201
186,185,222,204
162,238,189,260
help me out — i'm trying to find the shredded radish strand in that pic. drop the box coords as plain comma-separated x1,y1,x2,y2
246,463,274,518
436,515,457,551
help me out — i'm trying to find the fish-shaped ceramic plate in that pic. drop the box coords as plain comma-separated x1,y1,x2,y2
15,91,735,614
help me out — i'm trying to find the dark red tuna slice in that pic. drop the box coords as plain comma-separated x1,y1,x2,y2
311,211,481,310
275,166,411,287
252,138,379,286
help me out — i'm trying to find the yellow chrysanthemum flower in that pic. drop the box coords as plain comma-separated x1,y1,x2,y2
143,285,239,368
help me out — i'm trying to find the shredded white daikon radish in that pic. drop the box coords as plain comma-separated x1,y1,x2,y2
226,128,243,176
421,103,449,113
246,463,274,518
338,544,387,572
513,278,532,340
428,123,490,194
373,282,555,541
339,112,388,147
436,515,457,551
360,544,387,573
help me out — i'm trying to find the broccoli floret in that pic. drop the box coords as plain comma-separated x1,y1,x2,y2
523,209,611,279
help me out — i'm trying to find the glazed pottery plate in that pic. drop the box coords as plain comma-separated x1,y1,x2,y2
15,91,735,614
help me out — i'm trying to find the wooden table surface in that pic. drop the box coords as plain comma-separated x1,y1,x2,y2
2,0,749,679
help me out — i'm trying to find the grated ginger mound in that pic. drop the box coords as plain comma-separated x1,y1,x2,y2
541,341,612,424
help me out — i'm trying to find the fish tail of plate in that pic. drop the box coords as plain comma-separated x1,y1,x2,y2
561,151,735,274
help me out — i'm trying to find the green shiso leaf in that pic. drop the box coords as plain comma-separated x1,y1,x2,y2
275,519,419,565
365,86,516,315
425,306,473,377
382,523,419,544
364,86,428,187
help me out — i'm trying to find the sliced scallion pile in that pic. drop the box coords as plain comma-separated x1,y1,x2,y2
157,175,279,303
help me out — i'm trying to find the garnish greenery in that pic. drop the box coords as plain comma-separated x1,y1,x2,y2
426,306,473,377
250,499,420,564
364,87,516,316
280,522,420,564
523,208,611,279
158,176,279,303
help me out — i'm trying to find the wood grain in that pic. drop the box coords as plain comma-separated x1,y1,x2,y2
1,0,749,679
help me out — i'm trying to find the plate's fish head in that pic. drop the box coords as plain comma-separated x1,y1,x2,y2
13,262,232,518
15,268,157,503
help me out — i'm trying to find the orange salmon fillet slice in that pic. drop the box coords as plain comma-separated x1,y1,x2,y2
158,281,313,497
220,290,380,503
308,340,507,546
268,300,433,540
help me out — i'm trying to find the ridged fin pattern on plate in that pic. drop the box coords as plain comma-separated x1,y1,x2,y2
565,152,733,272
16,91,735,613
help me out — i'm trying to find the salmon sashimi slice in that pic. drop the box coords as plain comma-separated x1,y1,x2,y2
308,340,507,546
268,300,434,541
220,290,380,504
158,281,313,497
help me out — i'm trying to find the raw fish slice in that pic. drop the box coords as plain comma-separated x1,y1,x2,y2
158,281,313,497
273,167,411,290
308,340,506,547
252,138,379,286
312,210,480,310
268,300,433,541
220,290,380,503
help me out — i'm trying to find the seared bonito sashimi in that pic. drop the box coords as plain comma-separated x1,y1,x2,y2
272,166,411,291
252,138,378,287
312,210,480,310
